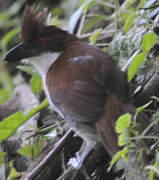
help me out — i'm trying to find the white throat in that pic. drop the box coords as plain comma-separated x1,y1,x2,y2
23,52,61,79
22,52,64,118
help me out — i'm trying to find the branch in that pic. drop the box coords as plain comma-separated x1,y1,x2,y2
22,129,75,180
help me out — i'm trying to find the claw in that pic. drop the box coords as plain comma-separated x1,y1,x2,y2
68,152,81,169
67,142,95,169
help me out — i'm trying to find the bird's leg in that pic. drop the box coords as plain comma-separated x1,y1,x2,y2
68,140,95,169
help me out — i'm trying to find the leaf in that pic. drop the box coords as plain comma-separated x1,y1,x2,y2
0,12,10,24
30,75,43,94
83,16,107,33
0,62,13,104
17,65,39,76
0,99,48,142
149,162,159,180
0,152,6,166
19,138,44,158
33,138,44,157
8,167,19,179
108,147,128,171
139,0,147,8
115,113,131,134
0,89,10,104
136,100,152,115
19,145,32,157
52,15,58,25
142,33,157,52
118,133,127,146
2,28,20,49
124,12,136,33
128,52,146,81
89,28,102,44
83,0,95,13
17,65,43,94
122,0,136,9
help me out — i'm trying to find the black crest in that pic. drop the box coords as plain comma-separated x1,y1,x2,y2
21,6,47,41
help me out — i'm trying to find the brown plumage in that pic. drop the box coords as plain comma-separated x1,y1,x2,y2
21,6,47,41
5,7,147,160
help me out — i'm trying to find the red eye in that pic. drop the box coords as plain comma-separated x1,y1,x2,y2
38,37,46,45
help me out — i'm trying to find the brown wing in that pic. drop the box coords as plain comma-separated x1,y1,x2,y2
46,41,129,123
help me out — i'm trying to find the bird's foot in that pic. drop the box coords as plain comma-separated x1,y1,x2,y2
67,142,95,169
68,152,82,169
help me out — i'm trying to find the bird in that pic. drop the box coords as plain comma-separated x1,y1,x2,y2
4,6,143,169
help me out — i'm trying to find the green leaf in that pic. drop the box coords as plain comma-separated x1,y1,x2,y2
0,152,6,165
109,147,128,171
0,99,48,142
19,139,44,158
118,132,127,146
128,52,146,81
122,0,136,9
83,0,95,13
17,65,39,76
124,12,136,33
33,138,44,157
136,100,152,115
89,28,102,44
19,145,32,157
30,75,43,94
139,0,147,8
52,15,58,25
0,12,10,24
0,62,13,104
2,28,20,49
0,89,10,104
8,167,19,179
142,33,157,52
115,113,131,134
17,65,43,94
83,16,107,33
148,162,159,180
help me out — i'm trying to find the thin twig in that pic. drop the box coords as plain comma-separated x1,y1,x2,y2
77,13,86,36
94,43,109,47
79,30,116,39
129,135,159,141
140,4,159,10
114,0,119,32
96,0,115,9
122,47,141,72
22,129,75,180
57,166,77,180
141,117,159,136
144,165,159,176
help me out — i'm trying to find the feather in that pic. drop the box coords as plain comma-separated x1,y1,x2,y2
21,6,47,41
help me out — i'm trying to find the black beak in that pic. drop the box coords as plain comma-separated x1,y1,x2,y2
4,42,26,62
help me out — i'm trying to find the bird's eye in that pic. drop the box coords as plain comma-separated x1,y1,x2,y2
38,37,47,45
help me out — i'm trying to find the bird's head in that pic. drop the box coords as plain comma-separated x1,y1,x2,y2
4,6,77,62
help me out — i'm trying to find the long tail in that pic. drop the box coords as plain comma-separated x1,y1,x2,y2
96,96,143,156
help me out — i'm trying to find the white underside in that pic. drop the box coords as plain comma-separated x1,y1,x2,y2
22,52,64,118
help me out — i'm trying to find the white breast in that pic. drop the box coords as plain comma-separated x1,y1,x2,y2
22,52,64,118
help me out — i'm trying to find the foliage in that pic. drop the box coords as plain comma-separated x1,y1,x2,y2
0,62,13,104
89,28,102,44
123,12,136,33
0,0,159,179
128,32,157,81
17,65,43,95
7,162,20,180
115,113,132,146
0,99,48,142
109,147,129,171
0,152,6,166
19,138,45,158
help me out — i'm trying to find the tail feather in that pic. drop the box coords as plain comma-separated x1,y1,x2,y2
96,96,137,156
